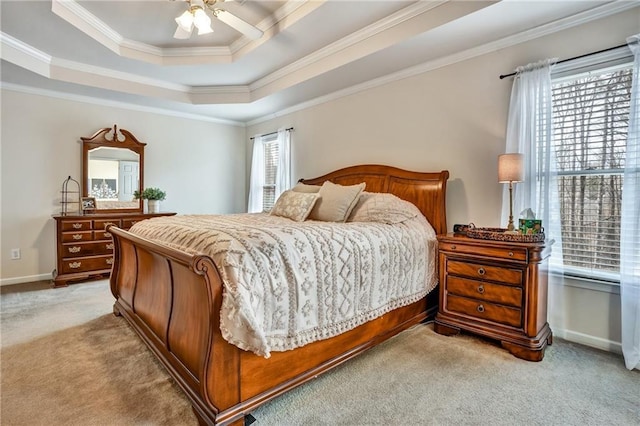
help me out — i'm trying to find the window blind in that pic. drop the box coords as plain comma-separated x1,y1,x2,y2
262,137,279,212
551,66,632,275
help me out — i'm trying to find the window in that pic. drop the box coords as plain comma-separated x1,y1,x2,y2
551,63,632,280
248,129,291,214
262,135,279,212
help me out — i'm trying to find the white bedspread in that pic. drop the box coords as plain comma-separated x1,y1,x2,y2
129,213,438,357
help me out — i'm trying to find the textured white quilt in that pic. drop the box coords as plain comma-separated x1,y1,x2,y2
129,212,438,357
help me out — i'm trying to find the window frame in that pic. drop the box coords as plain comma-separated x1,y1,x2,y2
548,52,634,285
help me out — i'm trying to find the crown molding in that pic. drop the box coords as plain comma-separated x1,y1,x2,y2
50,0,316,66
0,82,245,127
247,1,639,126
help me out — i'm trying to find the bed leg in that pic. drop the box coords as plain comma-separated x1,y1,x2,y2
112,304,121,317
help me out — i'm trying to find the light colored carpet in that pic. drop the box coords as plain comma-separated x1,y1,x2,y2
1,280,639,425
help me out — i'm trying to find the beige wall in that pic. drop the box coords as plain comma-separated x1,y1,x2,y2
246,11,638,353
0,90,246,284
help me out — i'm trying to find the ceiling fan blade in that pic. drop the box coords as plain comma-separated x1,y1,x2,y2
214,10,263,40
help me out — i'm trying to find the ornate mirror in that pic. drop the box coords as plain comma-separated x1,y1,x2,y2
81,125,145,213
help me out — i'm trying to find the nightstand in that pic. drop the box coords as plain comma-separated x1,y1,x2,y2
434,233,552,361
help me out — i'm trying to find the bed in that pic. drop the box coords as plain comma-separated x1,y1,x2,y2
109,164,449,425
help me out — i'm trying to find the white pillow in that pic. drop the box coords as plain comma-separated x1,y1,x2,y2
347,192,420,224
291,182,321,193
270,190,320,222
308,181,365,222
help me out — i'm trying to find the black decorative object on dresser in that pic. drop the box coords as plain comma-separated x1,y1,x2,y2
434,233,552,361
52,212,175,287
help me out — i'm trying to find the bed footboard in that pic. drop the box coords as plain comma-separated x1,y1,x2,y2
109,225,244,425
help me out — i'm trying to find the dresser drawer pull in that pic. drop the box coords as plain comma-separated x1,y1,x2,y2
477,304,485,313
103,232,111,238
106,243,114,250
72,234,83,240
477,285,485,294
106,258,114,265
69,261,81,269
451,245,456,250
508,251,514,257
68,246,81,253
477,267,486,276
130,221,138,225
103,222,115,227
72,223,82,229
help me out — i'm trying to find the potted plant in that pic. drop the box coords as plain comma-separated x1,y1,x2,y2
134,187,166,213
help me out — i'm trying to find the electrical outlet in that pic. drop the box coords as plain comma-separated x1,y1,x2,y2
10,248,21,260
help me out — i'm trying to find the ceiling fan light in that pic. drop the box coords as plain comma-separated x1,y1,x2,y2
175,10,194,32
174,25,192,39
193,8,212,34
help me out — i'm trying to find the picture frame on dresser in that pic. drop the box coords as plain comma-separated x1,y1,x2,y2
81,197,96,212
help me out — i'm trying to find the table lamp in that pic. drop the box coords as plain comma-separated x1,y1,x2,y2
498,153,524,231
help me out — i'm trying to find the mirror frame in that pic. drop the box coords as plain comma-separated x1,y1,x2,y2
81,125,145,213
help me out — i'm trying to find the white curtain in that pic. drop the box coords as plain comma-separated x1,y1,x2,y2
501,59,565,330
620,34,640,371
247,135,265,213
274,128,291,198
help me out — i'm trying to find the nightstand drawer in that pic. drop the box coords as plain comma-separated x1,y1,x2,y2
440,242,527,261
447,276,522,308
447,260,522,285
446,294,522,328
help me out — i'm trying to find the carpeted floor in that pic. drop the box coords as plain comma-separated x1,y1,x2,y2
1,280,638,425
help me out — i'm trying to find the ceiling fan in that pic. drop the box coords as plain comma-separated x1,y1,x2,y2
173,0,263,40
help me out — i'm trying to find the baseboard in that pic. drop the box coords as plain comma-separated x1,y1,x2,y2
0,273,53,286
553,327,623,354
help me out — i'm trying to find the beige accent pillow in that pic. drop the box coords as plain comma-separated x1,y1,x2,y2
347,192,420,224
291,183,321,193
270,190,320,222
308,181,366,222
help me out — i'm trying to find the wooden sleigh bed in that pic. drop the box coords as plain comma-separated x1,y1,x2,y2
109,164,449,425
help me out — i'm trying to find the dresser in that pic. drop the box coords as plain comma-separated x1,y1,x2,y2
52,212,175,287
434,233,552,361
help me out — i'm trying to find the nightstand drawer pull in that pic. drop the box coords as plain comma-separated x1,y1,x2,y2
68,246,81,253
508,251,514,257
477,304,485,313
451,245,457,250
69,261,81,269
477,285,485,294
72,223,82,229
477,267,486,276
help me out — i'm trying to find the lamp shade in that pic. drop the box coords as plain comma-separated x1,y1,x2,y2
498,153,524,183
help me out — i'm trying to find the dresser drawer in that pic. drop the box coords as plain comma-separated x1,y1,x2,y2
62,241,115,258
94,229,114,241
121,218,144,229
447,276,522,308
61,231,93,243
440,242,527,261
447,260,522,286
61,220,92,231
446,294,522,328
94,219,121,230
60,255,114,274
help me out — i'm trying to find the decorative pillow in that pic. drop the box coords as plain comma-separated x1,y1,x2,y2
308,181,366,222
291,183,321,193
270,190,320,222
347,192,421,224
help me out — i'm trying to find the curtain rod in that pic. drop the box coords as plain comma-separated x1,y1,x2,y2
250,127,294,140
499,43,629,80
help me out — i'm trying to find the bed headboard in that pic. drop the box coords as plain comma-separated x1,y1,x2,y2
300,164,449,235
